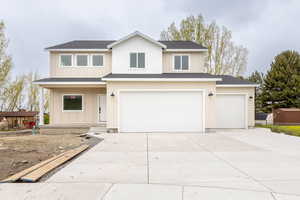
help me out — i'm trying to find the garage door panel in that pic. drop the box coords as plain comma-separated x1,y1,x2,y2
216,94,246,128
119,91,204,132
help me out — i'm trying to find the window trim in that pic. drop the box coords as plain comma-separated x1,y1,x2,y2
62,94,84,112
173,54,190,71
59,54,73,67
91,54,104,67
75,54,89,67
129,52,146,69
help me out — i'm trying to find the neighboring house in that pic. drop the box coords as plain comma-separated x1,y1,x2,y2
34,31,257,133
0,111,38,129
255,112,268,125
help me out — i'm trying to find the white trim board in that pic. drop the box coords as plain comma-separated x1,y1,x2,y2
216,84,258,87
117,89,206,133
47,49,109,52
102,78,222,82
33,82,106,85
165,49,207,52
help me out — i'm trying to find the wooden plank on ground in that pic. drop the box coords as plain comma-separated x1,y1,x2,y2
1,152,66,183
20,145,89,182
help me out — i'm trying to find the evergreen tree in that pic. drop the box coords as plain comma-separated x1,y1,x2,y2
261,50,300,112
247,71,264,112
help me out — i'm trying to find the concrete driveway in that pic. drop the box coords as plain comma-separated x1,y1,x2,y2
2,128,300,200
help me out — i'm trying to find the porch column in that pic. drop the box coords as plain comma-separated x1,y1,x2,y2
39,87,44,126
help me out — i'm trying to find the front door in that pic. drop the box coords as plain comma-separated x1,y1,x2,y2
98,94,107,122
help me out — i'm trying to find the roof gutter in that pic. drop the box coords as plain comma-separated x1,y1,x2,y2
164,49,208,52
33,81,106,85
102,78,222,82
216,84,259,87
45,49,110,52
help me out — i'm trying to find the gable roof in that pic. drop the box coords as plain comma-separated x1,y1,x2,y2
107,31,166,49
45,40,115,50
45,32,207,51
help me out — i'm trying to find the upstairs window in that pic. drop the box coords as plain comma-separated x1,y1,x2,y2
130,52,145,68
76,54,88,66
60,55,73,67
92,54,104,67
174,55,189,70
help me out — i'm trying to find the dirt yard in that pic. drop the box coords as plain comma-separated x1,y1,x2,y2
0,133,90,180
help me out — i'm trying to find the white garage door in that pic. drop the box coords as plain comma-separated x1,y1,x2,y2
216,94,247,128
119,90,204,132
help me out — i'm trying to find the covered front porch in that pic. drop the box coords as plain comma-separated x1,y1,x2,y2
34,77,107,126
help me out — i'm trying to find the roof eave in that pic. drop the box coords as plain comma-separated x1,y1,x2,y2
216,84,259,87
33,81,106,85
164,49,208,52
102,78,222,82
45,49,110,52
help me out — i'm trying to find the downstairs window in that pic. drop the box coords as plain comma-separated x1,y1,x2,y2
63,95,83,111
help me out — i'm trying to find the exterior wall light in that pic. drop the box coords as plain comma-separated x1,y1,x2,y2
110,92,115,97
249,96,253,99
208,92,214,96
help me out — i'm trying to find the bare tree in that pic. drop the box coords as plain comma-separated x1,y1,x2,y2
161,15,248,76
2,76,25,111
0,21,12,86
26,71,40,111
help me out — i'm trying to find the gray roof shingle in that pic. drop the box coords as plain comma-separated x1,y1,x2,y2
45,40,115,50
216,75,256,85
34,74,256,86
46,40,206,50
159,41,206,49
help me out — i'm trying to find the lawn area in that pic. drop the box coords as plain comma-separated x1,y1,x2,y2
257,124,300,137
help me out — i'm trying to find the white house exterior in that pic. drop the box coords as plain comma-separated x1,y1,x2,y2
34,31,257,133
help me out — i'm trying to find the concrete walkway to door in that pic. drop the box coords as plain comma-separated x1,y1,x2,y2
1,128,300,199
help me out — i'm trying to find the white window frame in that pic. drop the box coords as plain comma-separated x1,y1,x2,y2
91,54,104,67
173,54,190,71
59,54,73,67
75,54,89,67
129,52,146,69
62,94,84,112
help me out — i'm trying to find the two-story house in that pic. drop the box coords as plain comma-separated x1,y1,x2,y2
34,31,257,133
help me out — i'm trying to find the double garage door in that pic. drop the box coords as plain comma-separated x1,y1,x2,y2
119,91,247,132
119,90,204,132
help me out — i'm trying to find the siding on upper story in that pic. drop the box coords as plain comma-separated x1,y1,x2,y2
162,52,207,73
111,36,163,74
49,47,207,77
49,51,112,77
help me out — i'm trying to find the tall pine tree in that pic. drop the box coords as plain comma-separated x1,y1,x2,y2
261,50,300,112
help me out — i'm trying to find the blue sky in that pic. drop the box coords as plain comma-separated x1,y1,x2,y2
1,0,300,78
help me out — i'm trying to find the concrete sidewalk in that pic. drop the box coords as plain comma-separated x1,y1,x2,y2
1,128,300,199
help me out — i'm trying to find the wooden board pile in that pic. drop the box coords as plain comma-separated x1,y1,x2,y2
1,145,89,183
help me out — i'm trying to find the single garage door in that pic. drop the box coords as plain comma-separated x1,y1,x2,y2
216,94,247,128
119,90,204,132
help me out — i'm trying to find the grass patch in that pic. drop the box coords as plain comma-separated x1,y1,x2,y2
257,124,300,136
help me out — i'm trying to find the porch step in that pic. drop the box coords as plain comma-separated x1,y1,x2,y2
88,126,107,134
